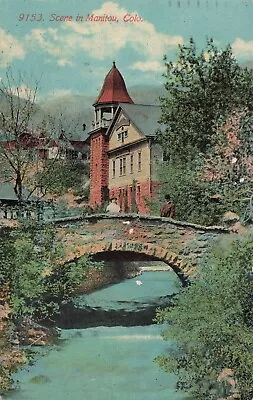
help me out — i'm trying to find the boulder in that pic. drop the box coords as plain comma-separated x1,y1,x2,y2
222,212,240,223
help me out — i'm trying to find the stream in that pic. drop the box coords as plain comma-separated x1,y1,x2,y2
6,270,187,400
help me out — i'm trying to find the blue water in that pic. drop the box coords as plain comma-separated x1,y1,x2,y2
74,269,180,311
6,271,186,400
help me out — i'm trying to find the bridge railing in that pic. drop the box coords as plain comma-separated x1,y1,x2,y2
51,212,229,233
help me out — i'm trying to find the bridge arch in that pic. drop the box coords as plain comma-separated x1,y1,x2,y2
67,239,196,286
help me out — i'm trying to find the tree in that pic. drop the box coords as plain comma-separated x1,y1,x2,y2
155,234,253,399
0,222,95,321
200,109,253,218
0,68,88,204
158,38,253,163
36,159,89,197
148,161,226,225
0,222,99,394
0,68,41,201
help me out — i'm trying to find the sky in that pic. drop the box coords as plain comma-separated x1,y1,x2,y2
0,0,253,102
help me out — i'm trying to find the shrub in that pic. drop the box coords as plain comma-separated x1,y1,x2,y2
155,234,253,399
150,162,226,225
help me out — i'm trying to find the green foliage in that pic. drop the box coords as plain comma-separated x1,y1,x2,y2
0,222,101,394
155,234,253,399
155,39,253,224
37,160,89,196
150,162,226,225
76,184,90,202
159,38,253,163
0,222,95,321
41,257,98,314
81,204,96,215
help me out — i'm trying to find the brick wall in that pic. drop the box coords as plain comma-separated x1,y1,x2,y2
109,181,159,214
89,132,109,206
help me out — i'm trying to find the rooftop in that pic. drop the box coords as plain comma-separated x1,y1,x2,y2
94,62,134,106
118,103,163,137
0,182,37,202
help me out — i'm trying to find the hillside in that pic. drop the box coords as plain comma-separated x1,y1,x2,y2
37,85,165,138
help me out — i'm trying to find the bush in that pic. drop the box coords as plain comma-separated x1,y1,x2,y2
37,160,89,196
150,162,226,225
155,234,253,399
0,222,97,321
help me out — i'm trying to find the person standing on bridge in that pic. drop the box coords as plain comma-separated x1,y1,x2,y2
106,197,121,213
160,194,175,218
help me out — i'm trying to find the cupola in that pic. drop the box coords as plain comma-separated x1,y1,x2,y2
94,62,134,105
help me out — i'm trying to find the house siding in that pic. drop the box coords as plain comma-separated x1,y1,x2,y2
87,65,163,214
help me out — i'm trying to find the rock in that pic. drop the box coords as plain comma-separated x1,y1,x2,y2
18,322,60,346
229,221,248,234
30,375,51,384
222,212,240,223
217,368,240,399
209,193,222,201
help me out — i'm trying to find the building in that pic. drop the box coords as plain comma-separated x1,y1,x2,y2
0,181,38,219
88,62,163,214
0,128,89,161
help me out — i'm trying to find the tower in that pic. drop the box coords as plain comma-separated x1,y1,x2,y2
89,62,133,207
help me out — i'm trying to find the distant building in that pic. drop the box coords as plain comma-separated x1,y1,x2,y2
0,181,38,219
0,128,89,161
87,62,163,214
0,182,35,205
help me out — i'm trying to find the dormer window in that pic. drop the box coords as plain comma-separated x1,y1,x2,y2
117,130,128,144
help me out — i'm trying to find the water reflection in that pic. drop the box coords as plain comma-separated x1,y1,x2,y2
57,271,179,328
7,270,186,400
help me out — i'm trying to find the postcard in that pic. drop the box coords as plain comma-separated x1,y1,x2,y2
0,0,252,399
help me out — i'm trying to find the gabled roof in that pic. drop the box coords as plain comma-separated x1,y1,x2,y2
94,62,134,105
109,103,162,137
0,182,37,202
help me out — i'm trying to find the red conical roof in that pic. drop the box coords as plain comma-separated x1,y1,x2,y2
94,62,134,105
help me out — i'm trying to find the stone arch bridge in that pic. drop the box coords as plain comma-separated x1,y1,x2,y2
55,214,229,286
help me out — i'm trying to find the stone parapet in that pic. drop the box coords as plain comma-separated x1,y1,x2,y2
54,213,230,285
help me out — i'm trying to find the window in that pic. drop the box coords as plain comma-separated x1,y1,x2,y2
119,158,123,176
119,157,126,176
117,130,128,144
59,148,66,159
112,160,116,178
138,152,142,171
119,188,123,210
130,154,134,173
122,157,126,175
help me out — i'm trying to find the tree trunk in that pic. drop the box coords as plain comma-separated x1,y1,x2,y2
14,170,23,202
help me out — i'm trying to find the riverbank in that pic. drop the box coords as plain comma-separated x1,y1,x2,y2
0,312,61,396
75,261,171,294
74,262,141,294
0,262,141,395
139,262,171,272
0,262,171,396
5,271,182,400
0,304,26,395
